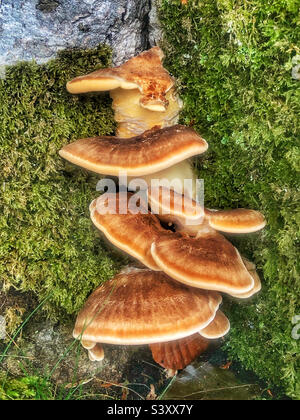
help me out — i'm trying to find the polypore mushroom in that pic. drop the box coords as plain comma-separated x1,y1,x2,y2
88,344,105,362
66,47,181,132
89,193,166,270
147,186,266,235
73,268,223,370
148,186,204,234
199,310,230,339
206,208,266,234
149,309,230,372
147,186,264,297
65,47,205,198
59,124,207,178
151,231,255,295
90,191,259,296
229,257,262,299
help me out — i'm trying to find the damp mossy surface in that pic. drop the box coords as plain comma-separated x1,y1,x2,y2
0,373,52,400
0,45,125,319
158,0,299,399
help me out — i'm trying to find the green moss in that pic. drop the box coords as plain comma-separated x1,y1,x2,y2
0,45,124,318
0,373,52,400
158,0,300,398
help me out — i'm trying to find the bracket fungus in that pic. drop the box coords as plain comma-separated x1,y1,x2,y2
149,309,230,371
199,310,230,339
149,334,210,372
147,186,264,298
64,47,204,198
87,343,105,362
59,125,207,178
89,193,165,270
151,231,255,295
230,258,262,299
60,46,267,374
66,47,181,133
147,186,266,235
206,208,266,234
73,268,225,371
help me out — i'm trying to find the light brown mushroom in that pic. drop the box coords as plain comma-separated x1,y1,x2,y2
65,47,202,198
148,186,204,220
88,344,105,362
147,186,264,297
66,47,183,139
206,208,266,234
67,47,176,112
89,193,165,270
81,339,96,350
150,309,230,372
73,268,222,348
151,230,255,295
149,333,210,372
147,186,266,235
59,125,207,178
229,257,262,299
148,186,204,234
199,310,230,339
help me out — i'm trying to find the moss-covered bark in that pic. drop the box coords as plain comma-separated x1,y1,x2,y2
158,0,299,398
0,45,125,318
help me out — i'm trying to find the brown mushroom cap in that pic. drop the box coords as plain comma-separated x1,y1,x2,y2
206,208,266,233
59,125,208,177
88,344,104,362
66,47,174,112
151,231,254,294
229,257,262,299
81,339,96,350
148,186,204,235
148,186,204,223
149,333,210,371
199,310,230,339
90,193,165,270
147,187,266,235
73,268,222,345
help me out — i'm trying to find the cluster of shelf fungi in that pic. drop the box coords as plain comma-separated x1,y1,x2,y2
59,47,266,374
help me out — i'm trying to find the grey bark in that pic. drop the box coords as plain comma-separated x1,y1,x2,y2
0,0,162,67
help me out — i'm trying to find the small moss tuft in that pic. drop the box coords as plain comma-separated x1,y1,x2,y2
0,373,52,400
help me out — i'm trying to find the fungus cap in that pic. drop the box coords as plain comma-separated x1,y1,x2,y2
148,186,204,223
59,125,208,177
151,231,254,294
88,344,104,362
199,310,230,339
206,208,266,233
149,333,210,371
66,47,174,112
229,258,262,299
147,188,266,235
90,193,165,270
81,339,96,350
73,268,222,346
